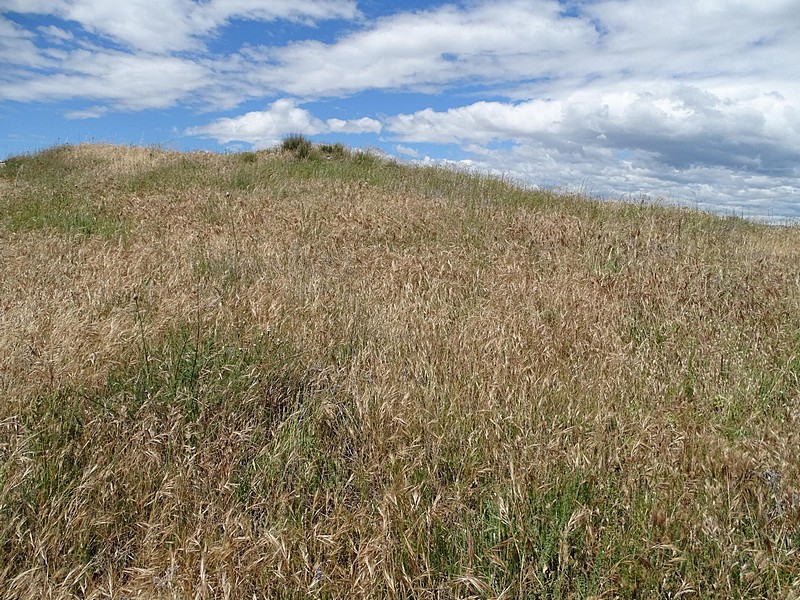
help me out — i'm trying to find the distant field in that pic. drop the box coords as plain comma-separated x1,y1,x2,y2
1,142,799,598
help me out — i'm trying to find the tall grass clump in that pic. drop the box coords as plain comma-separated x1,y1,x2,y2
1,142,800,598
281,134,314,159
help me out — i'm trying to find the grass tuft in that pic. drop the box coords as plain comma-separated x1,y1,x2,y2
281,134,314,159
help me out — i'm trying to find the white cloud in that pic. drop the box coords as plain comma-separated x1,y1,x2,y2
387,100,564,144
237,0,799,100
394,145,419,158
0,0,358,110
245,1,597,96
3,0,358,53
203,0,359,25
64,105,108,119
326,117,382,134
0,16,51,70
186,98,381,147
2,49,211,110
386,84,800,165
37,25,74,42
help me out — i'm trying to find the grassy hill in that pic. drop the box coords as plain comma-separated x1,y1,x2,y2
1,142,799,598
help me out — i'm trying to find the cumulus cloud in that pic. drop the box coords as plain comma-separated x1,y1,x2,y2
386,85,800,170
387,100,564,144
186,98,381,147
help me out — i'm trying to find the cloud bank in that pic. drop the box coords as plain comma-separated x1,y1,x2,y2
186,99,381,147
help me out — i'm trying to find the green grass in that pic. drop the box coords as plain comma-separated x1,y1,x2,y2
0,146,124,237
1,192,121,237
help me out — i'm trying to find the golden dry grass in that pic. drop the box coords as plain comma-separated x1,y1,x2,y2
1,143,799,598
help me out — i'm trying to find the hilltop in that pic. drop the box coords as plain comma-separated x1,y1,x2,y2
1,142,799,598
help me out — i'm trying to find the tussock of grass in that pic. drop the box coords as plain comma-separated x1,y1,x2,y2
1,143,800,597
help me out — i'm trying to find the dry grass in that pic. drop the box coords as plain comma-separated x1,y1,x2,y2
1,143,800,598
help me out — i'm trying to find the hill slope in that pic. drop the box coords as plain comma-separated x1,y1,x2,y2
1,143,800,598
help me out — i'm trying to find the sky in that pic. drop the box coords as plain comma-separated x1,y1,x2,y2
2,0,799,222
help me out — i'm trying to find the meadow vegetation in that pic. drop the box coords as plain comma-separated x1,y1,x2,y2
1,141,799,598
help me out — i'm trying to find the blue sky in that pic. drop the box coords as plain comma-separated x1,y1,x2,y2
2,0,799,221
